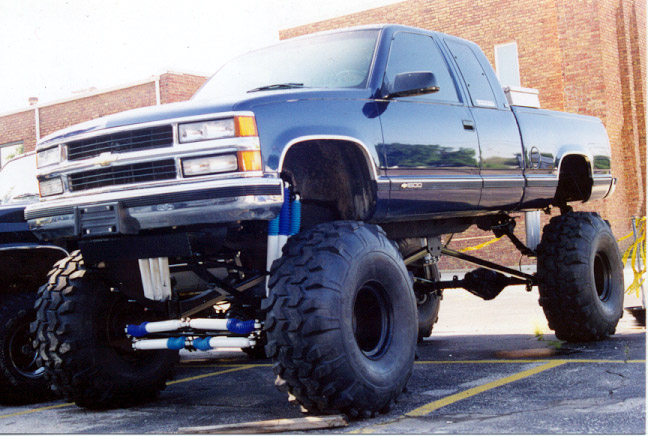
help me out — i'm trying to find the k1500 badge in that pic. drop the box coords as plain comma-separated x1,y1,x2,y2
400,182,423,189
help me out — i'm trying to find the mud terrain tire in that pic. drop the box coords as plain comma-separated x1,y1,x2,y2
33,251,177,409
0,292,53,404
264,221,417,418
537,212,624,342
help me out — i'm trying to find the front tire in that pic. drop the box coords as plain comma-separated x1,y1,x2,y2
0,293,53,404
264,221,417,418
537,212,624,342
34,251,178,409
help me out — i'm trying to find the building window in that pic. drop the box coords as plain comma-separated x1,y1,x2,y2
495,42,521,87
1,141,24,168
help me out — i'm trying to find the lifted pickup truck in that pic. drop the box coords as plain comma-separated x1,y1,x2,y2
0,153,68,404
27,25,622,416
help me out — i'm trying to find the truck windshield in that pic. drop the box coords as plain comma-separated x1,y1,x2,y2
0,154,39,205
194,29,379,99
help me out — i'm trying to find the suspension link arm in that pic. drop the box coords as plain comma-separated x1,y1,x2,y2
441,247,536,283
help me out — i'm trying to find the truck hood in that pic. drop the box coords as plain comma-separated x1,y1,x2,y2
0,204,27,225
37,88,373,149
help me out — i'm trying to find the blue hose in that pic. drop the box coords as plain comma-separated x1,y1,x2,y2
193,337,213,351
226,318,256,335
167,336,187,350
126,322,149,338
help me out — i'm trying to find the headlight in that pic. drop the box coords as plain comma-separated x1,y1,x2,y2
179,119,236,143
181,154,238,177
37,146,61,168
38,178,64,197
178,116,258,144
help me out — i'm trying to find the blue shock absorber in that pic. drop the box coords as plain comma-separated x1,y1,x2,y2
268,216,280,236
166,336,187,350
278,186,292,237
290,195,301,236
226,319,256,335
193,337,213,351
126,322,149,338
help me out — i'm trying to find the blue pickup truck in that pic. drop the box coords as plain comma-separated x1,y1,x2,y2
0,153,68,403
26,25,622,416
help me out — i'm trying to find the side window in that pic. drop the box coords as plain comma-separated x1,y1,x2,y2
384,32,459,103
445,40,497,108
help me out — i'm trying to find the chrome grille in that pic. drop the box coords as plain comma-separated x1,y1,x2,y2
69,160,177,192
66,126,173,161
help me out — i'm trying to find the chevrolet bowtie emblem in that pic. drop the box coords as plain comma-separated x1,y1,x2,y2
95,152,119,166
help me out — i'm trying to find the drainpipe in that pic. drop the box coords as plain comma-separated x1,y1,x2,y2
155,76,161,105
34,107,40,141
29,97,40,141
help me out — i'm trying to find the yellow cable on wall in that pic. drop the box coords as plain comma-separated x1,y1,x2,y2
618,217,646,297
459,236,503,253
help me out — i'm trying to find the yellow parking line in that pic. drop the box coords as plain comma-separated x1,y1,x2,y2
178,363,272,368
351,360,567,434
555,359,645,364
415,359,646,364
0,402,74,420
416,360,546,364
167,364,256,385
406,360,566,416
183,359,646,367
1,364,257,420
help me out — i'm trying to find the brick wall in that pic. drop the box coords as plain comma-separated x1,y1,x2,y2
159,72,207,104
0,110,37,154
38,83,157,141
281,0,646,268
0,72,208,154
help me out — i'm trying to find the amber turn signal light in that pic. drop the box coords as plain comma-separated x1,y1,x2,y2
234,116,258,137
237,150,262,172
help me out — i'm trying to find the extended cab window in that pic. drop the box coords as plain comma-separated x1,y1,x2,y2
444,40,497,108
383,32,459,103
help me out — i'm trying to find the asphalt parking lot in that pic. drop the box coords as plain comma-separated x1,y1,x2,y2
1,271,645,434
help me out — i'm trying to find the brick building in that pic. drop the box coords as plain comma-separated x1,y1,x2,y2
0,72,207,164
281,0,646,268
0,2,644,269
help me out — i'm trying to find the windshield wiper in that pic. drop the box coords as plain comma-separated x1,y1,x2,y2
11,193,38,200
247,83,304,93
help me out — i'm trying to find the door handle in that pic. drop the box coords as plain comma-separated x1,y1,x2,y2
462,119,475,130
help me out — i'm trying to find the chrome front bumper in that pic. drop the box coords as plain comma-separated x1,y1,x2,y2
26,177,283,240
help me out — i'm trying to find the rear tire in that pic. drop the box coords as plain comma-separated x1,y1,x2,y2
537,212,624,342
34,251,177,409
264,221,417,418
0,293,53,404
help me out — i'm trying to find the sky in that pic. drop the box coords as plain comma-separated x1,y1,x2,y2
0,0,401,115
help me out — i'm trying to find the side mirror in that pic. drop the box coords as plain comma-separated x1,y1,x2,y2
384,71,439,99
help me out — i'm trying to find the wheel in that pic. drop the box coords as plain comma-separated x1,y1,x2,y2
398,239,442,341
537,212,624,342
33,251,178,409
0,293,53,404
264,221,417,418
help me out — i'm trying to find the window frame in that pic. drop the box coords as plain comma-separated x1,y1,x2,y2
382,31,463,104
